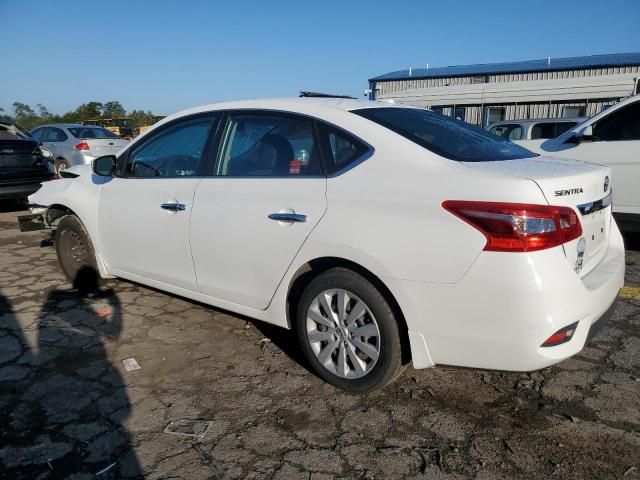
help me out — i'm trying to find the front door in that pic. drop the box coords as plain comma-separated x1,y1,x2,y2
551,101,640,214
98,115,217,291
190,111,327,310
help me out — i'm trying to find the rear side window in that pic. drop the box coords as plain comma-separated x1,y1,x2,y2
317,123,369,175
554,122,577,137
354,107,535,162
489,124,522,140
531,123,557,139
532,122,578,139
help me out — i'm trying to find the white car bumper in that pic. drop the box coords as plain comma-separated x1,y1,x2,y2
385,221,625,371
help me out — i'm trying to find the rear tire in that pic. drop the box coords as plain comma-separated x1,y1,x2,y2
296,268,404,393
55,215,99,293
54,158,69,174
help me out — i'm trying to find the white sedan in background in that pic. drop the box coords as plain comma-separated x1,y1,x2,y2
28,97,624,392
514,94,640,231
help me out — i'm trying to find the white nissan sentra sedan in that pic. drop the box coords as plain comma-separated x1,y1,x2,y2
27,97,624,392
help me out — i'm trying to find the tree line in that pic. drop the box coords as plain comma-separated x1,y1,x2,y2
0,101,161,131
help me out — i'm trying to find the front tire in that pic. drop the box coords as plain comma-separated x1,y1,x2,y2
55,215,99,293
296,268,404,392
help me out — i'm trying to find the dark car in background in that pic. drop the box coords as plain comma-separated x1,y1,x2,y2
0,120,56,201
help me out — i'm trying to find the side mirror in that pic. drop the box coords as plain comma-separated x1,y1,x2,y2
93,155,116,176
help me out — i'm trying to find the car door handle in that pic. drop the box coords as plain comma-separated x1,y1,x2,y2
268,213,307,223
161,203,186,211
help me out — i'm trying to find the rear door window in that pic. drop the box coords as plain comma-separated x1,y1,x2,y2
216,113,322,177
354,107,534,162
531,122,578,139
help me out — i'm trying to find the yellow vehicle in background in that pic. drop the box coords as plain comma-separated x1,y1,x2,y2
82,118,135,139
137,116,166,136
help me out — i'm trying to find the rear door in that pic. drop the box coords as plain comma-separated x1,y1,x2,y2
98,114,217,291
190,111,327,309
41,127,67,157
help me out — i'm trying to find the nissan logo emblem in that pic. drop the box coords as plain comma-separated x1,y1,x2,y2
604,176,609,192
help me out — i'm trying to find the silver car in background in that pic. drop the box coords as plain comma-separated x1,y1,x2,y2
487,117,586,141
31,124,129,173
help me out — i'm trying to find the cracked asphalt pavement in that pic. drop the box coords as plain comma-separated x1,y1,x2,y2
1,202,639,479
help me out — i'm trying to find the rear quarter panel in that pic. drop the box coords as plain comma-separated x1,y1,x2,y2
295,123,549,285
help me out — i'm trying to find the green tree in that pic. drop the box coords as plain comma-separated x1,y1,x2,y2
103,101,126,117
13,102,36,118
75,101,104,119
37,103,53,119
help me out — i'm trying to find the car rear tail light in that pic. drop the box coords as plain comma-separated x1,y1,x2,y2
442,201,582,252
541,322,578,347
74,142,90,151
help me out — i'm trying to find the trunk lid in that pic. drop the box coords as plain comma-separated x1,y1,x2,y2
0,139,51,178
85,138,129,156
463,156,612,277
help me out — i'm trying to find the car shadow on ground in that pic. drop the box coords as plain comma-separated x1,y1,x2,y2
0,199,28,214
109,277,319,378
622,231,640,252
0,269,143,479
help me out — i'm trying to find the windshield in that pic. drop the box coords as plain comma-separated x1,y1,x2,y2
68,127,120,139
353,107,536,162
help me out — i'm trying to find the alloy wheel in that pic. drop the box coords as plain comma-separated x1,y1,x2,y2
306,289,381,379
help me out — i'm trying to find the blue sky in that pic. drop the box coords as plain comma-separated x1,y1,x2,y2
1,0,639,116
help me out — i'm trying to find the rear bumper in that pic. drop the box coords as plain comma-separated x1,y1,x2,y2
385,220,625,371
0,182,48,200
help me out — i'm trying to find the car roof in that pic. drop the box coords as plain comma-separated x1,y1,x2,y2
159,97,401,125
185,97,381,113
33,123,91,129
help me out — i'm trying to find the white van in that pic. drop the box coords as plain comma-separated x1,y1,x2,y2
517,95,640,231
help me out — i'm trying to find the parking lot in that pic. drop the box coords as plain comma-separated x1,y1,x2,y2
0,202,639,479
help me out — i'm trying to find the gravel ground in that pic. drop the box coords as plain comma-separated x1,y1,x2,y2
0,201,639,480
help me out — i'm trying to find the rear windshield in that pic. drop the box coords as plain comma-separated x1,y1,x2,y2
353,107,536,162
0,122,31,140
68,127,120,139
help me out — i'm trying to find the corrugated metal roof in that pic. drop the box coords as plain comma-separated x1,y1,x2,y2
369,52,640,82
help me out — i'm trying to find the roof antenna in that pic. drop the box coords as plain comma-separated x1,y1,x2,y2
547,56,551,66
